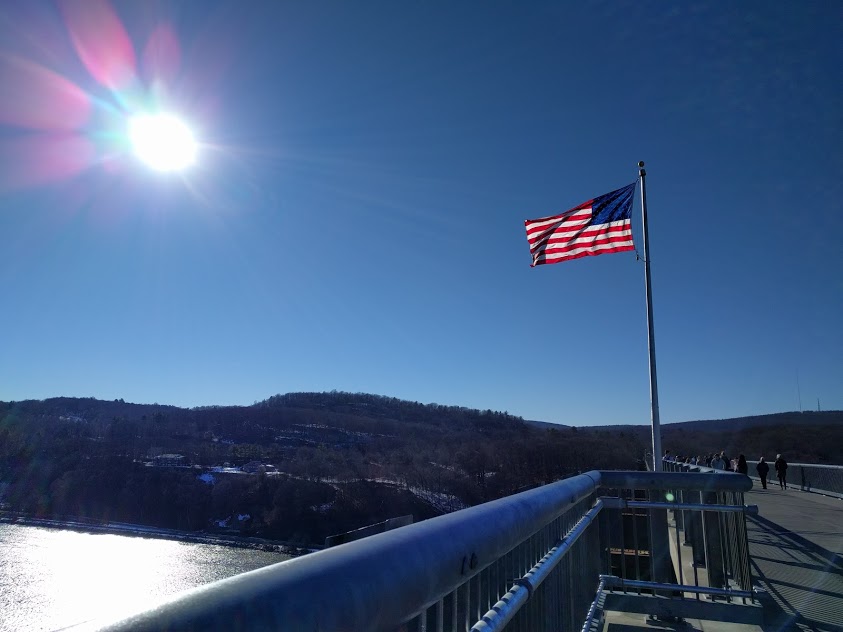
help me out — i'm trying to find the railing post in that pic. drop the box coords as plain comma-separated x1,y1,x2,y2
673,466,684,532
682,467,697,546
648,488,673,586
598,505,611,577
735,491,753,596
687,488,706,567
605,497,623,580
720,490,736,595
702,488,726,590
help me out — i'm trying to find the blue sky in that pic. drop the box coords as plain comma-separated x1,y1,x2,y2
0,1,840,425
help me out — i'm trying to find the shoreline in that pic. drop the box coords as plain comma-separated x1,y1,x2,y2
0,511,317,557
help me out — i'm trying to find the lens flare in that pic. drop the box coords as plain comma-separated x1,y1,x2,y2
128,113,197,172
0,54,91,131
58,0,137,90
1,0,247,196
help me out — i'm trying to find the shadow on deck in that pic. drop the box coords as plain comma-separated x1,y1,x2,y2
746,488,843,632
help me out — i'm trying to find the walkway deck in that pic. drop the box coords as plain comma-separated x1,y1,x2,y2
746,486,843,632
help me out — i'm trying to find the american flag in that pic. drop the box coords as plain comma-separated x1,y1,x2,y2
525,182,636,267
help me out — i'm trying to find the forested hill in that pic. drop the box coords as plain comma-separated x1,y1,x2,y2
1,393,840,545
583,410,843,464
661,410,843,464
667,410,843,432
0,392,644,544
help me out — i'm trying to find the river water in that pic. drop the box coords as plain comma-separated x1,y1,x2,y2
0,523,290,631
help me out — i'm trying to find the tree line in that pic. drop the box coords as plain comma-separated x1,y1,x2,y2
1,394,838,545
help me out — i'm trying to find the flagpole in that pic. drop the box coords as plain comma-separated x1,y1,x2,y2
638,161,662,472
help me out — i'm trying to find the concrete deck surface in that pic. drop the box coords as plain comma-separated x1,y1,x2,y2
603,609,762,631
746,487,843,632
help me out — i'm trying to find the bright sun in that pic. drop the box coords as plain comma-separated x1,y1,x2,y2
128,113,197,172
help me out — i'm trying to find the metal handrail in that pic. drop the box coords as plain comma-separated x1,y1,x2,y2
601,469,751,491
580,576,606,632
758,461,843,470
96,472,604,632
599,575,754,599
600,497,758,514
747,460,843,497
92,469,755,632
471,500,605,632
660,460,755,596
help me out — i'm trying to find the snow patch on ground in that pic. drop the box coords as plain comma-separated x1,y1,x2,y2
212,514,249,527
211,467,247,474
408,487,466,513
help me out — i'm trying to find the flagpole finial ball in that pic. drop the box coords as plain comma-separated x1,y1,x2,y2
638,161,645,168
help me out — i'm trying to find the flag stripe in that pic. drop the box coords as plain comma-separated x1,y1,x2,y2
525,212,591,240
532,242,635,265
526,219,592,242
537,230,633,256
542,219,632,244
525,182,636,267
526,214,592,247
525,208,592,234
528,220,630,252
533,228,633,258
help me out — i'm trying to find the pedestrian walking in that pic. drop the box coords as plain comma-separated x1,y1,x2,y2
736,454,748,475
774,454,788,490
756,457,769,489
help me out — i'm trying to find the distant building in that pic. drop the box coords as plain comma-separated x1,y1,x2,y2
241,461,276,474
153,454,186,467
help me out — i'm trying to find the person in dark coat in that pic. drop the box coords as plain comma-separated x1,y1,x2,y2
756,457,770,489
736,454,748,476
774,454,788,490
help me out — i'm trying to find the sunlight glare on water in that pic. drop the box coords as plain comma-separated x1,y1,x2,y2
0,524,287,631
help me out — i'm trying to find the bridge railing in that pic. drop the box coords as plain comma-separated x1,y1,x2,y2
747,460,843,498
94,470,755,632
660,460,755,596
